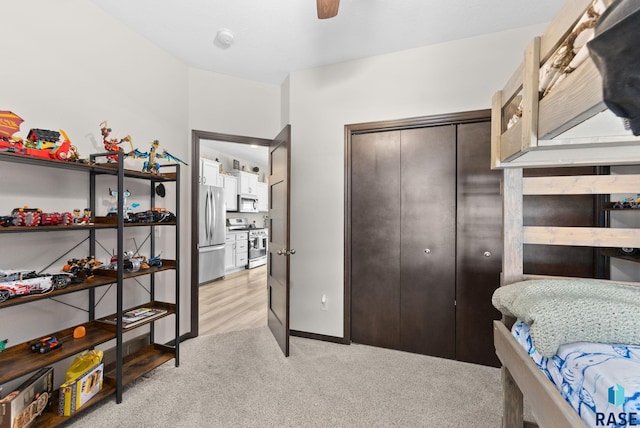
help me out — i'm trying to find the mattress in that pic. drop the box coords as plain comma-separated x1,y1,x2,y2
512,320,640,427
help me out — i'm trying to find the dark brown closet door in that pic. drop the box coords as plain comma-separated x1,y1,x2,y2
350,131,402,349
400,126,456,358
455,121,502,367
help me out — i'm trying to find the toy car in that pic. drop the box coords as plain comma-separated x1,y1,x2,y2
0,270,39,282
147,255,163,268
0,274,71,303
40,212,74,226
30,336,62,354
11,206,42,227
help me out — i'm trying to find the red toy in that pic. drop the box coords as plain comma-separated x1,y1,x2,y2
12,207,42,227
100,121,133,162
40,212,74,226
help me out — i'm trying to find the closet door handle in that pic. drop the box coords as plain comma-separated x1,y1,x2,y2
484,251,492,258
424,249,431,254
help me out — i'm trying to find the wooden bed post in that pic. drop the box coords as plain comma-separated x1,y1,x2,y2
503,367,524,427
501,168,524,286
501,167,524,427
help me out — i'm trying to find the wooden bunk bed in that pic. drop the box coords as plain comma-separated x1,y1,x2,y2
492,0,640,170
490,0,640,426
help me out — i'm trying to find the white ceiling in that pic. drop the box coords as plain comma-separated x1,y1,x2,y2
87,0,563,85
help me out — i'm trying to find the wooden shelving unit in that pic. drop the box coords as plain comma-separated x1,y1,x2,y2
0,150,181,427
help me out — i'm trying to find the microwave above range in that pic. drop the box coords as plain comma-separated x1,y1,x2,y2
238,195,258,213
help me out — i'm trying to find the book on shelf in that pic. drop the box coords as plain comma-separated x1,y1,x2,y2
98,307,167,328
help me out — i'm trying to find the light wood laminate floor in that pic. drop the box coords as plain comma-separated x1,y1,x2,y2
198,265,268,336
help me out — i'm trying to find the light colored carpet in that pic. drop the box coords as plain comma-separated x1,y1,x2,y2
69,327,504,427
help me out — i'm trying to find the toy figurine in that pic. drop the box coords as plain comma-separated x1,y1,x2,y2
73,208,92,224
63,256,103,280
100,121,133,162
0,339,7,352
107,189,139,219
128,140,187,174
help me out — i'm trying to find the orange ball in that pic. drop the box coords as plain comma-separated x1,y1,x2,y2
73,326,86,339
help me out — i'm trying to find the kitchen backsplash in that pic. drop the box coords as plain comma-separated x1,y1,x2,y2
226,212,268,229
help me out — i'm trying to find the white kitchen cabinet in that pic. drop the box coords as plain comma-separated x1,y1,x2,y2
231,171,258,197
225,231,249,273
224,233,236,273
257,181,268,212
224,175,238,211
201,158,222,187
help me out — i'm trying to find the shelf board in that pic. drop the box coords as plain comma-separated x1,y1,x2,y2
92,259,177,279
0,260,177,310
96,300,176,332
0,321,115,384
36,384,116,427
0,220,176,234
601,248,640,264
0,151,177,181
104,344,176,387
0,277,114,309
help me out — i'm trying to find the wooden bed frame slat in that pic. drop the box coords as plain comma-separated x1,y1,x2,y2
494,321,587,428
521,38,541,154
492,91,504,169
538,59,606,140
501,120,524,162
539,0,593,62
502,62,524,108
523,174,640,195
524,226,640,247
523,274,640,287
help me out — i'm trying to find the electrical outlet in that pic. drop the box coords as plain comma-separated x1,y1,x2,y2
321,294,328,311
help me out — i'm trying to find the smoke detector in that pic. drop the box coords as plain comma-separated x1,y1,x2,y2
214,29,235,49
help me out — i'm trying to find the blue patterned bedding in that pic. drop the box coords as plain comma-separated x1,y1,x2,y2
512,320,640,427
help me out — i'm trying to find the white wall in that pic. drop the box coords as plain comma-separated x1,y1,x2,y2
188,68,281,139
0,0,184,390
286,24,546,337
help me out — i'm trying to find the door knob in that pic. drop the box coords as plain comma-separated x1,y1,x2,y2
484,251,492,257
277,248,295,256
424,249,431,254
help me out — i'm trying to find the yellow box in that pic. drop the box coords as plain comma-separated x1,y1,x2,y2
58,362,103,416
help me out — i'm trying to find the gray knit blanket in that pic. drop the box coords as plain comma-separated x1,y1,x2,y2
492,278,640,357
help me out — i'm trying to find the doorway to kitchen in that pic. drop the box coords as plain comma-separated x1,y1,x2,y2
191,130,270,338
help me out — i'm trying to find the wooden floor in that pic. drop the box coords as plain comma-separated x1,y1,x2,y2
198,265,268,336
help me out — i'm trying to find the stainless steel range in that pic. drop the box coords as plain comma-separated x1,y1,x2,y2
248,228,268,268
226,218,268,269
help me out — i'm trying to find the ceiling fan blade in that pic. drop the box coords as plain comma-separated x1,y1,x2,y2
317,0,340,19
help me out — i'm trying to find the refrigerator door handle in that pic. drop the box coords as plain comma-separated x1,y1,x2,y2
205,188,211,241
209,189,214,241
199,243,226,252
211,189,216,242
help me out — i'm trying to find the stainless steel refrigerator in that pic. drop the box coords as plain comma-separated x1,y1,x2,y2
199,185,226,284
